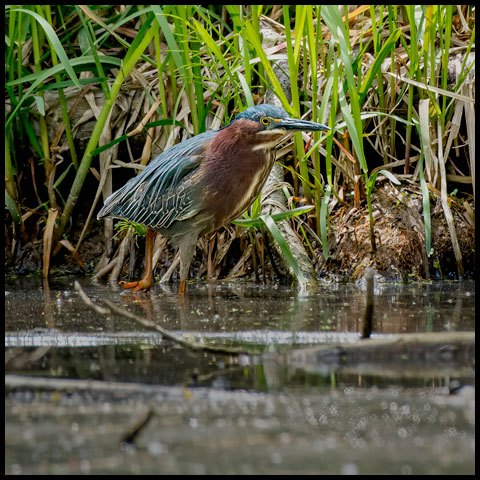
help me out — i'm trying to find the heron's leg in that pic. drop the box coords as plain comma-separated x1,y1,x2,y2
178,280,187,295
177,234,198,295
122,229,157,292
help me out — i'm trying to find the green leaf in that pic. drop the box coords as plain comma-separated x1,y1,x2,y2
358,28,401,103
320,185,331,258
323,7,366,170
90,119,186,156
90,136,128,157
151,6,185,78
5,189,21,227
236,70,255,108
36,77,109,92
193,19,235,84
244,22,292,113
337,75,367,172
11,8,81,88
143,119,186,130
6,56,121,87
366,169,400,197
378,169,401,185
259,213,306,287
232,206,314,227
33,95,45,116
6,56,122,131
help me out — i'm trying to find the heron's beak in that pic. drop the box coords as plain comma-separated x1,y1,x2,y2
275,117,330,132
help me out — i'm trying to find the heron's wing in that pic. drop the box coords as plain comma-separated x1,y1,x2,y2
97,131,216,229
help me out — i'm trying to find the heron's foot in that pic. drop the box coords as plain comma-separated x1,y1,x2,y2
120,277,153,292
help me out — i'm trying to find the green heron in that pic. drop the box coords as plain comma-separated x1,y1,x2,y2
97,104,330,293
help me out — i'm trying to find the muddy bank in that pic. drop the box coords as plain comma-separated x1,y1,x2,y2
321,182,475,282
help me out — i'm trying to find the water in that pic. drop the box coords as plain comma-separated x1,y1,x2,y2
5,277,475,474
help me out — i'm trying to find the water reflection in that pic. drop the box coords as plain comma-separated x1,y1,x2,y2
5,277,475,390
5,277,475,335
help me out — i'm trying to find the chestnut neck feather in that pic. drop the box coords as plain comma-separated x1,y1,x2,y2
201,119,277,227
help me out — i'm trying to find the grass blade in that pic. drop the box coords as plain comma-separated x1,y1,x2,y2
11,8,81,88
260,213,306,287
320,184,331,258
233,205,315,228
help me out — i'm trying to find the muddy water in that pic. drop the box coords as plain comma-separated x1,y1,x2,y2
5,277,475,474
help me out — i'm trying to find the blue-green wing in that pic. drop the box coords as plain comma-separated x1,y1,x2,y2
97,131,215,229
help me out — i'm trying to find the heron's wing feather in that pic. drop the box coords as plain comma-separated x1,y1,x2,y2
97,131,215,228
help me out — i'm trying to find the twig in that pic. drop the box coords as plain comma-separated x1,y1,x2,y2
120,409,155,445
103,300,254,355
5,346,51,369
74,281,258,355
74,280,111,315
5,375,171,393
109,228,133,285
159,252,179,283
93,258,116,279
361,267,375,339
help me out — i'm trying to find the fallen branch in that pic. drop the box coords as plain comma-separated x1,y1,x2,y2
74,281,259,355
74,281,110,314
287,331,475,372
5,374,174,393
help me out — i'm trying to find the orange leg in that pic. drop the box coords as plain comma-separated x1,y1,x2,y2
178,280,187,295
121,229,157,292
177,236,197,296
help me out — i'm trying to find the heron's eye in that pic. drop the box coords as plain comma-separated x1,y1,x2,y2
261,117,270,126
